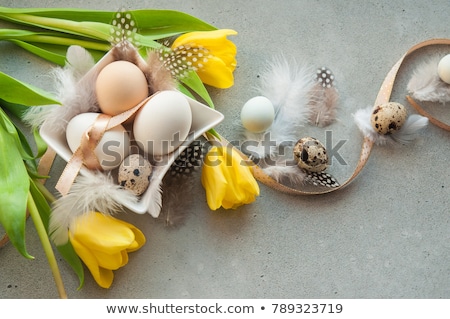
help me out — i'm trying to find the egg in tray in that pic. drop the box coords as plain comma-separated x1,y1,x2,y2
40,43,224,215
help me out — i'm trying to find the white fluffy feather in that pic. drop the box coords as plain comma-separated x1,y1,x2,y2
240,56,315,159
407,55,450,103
146,168,164,218
22,45,99,131
236,131,274,160
353,107,381,143
66,45,96,79
353,106,428,145
391,114,429,144
262,164,307,187
49,172,137,245
263,56,315,142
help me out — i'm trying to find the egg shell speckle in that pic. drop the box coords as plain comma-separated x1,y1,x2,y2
370,102,407,135
118,154,152,196
293,137,328,172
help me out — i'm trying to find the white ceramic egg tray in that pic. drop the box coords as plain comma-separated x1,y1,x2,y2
40,47,224,215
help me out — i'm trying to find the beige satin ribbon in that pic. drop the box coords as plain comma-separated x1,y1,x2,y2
406,95,450,131
239,38,450,195
55,94,157,196
37,146,56,184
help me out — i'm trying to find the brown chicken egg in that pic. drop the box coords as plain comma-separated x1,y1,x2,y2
95,60,149,116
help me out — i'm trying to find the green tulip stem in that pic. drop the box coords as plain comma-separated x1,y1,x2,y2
206,128,220,140
11,34,111,51
1,12,111,42
27,192,67,299
34,180,56,204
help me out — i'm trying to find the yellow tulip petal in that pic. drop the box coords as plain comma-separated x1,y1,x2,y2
69,212,146,288
236,167,260,198
171,29,237,89
121,250,129,266
201,145,260,210
202,164,228,210
229,151,258,203
178,36,237,71
91,249,127,270
197,56,235,88
201,146,230,210
126,225,146,252
198,42,237,71
70,213,136,253
231,152,260,196
220,198,237,210
172,29,237,48
69,232,114,288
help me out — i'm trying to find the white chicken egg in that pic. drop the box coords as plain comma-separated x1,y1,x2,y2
66,112,131,170
240,96,275,133
133,91,192,156
438,54,450,84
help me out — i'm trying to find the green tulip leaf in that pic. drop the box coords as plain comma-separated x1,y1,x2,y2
19,126,49,179
180,70,215,108
0,7,114,23
0,109,32,161
14,122,39,163
131,9,217,38
0,120,31,259
1,102,48,169
0,29,110,65
0,11,112,43
177,83,196,100
0,71,60,106
26,165,48,180
13,40,107,65
32,127,48,159
56,240,85,289
0,7,216,39
9,39,67,66
0,99,29,119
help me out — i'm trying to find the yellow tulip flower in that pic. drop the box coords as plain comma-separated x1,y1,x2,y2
201,145,260,210
171,29,238,88
69,212,146,288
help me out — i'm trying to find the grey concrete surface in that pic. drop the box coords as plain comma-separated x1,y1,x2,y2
0,0,449,299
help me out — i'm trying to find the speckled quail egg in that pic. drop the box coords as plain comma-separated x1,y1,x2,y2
118,154,152,196
370,102,407,135
293,137,328,172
